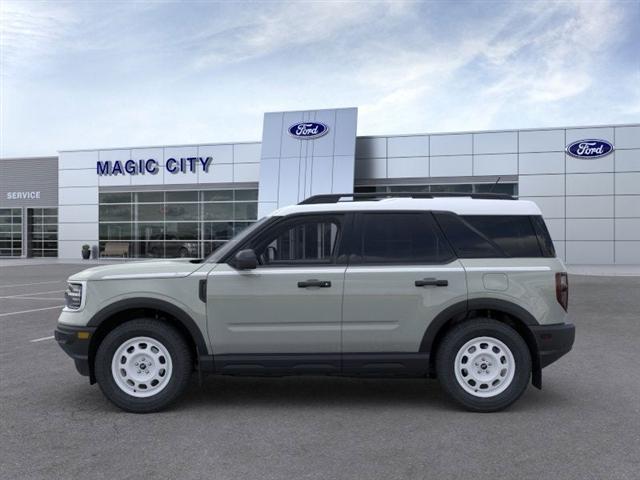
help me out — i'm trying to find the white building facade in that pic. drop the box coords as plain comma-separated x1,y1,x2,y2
1,107,638,264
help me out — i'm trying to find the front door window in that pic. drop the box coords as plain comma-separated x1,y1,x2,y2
254,218,340,266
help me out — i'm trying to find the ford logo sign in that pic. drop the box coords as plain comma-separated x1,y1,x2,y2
288,122,329,139
566,139,614,159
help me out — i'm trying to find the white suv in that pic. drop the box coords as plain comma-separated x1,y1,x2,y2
55,193,575,413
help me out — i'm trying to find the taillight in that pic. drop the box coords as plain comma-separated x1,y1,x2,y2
555,272,569,311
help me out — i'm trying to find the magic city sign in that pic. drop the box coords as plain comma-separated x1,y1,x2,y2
96,157,213,176
566,139,614,159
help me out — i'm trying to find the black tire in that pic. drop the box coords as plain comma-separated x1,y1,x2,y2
95,319,192,413
436,318,531,412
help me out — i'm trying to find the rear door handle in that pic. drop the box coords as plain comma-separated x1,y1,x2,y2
298,279,331,288
415,278,448,287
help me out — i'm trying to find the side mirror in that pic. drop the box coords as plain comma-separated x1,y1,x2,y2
233,249,257,270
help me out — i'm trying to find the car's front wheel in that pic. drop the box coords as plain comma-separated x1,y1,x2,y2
436,319,531,412
95,319,192,413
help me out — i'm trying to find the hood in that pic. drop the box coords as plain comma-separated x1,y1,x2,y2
68,259,202,281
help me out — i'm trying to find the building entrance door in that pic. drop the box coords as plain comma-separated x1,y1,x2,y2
26,208,58,257
0,208,23,257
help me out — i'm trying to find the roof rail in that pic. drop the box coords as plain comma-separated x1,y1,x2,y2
298,192,516,205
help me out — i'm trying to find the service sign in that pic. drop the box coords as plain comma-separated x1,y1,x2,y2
288,122,329,139
566,139,614,159
6,191,40,200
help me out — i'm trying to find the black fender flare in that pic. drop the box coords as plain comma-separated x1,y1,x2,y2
87,297,208,356
419,300,468,353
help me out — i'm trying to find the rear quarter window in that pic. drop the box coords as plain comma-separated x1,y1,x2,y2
434,213,552,258
462,215,543,257
433,212,502,258
530,215,556,257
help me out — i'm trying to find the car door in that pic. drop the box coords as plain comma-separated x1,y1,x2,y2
341,212,467,373
206,213,347,371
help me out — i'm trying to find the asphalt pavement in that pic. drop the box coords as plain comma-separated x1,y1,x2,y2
1,263,639,480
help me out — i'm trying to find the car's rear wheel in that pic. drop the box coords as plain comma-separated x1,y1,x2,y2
95,319,192,413
436,319,531,412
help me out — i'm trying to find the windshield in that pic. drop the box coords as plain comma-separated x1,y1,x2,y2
205,217,270,263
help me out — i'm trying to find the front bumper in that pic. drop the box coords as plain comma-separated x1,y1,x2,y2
530,322,576,368
54,324,96,377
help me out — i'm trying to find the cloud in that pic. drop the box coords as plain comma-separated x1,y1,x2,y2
0,0,637,157
357,0,635,134
0,1,77,72
188,1,409,70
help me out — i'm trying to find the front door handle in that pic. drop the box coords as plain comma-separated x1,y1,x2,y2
298,279,331,288
415,278,448,287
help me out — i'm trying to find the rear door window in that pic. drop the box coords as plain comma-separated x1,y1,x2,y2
355,213,454,264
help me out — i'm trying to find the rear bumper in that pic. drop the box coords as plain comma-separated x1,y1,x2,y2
54,324,96,377
530,322,576,368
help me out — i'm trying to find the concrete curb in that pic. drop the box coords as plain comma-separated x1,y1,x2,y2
567,265,640,277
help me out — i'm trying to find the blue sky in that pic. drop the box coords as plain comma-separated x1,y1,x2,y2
1,0,638,157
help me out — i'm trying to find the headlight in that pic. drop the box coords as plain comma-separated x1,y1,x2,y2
64,283,83,310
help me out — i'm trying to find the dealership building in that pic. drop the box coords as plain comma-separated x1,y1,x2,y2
1,107,639,264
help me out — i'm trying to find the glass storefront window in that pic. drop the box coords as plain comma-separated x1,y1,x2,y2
203,203,233,221
473,183,518,195
203,190,233,201
137,204,165,222
98,188,259,258
203,222,234,241
99,223,133,240
165,204,198,221
234,222,253,235
137,223,165,241
355,182,518,196
166,191,198,202
165,222,199,241
136,192,164,203
388,185,430,193
235,202,257,220
164,242,200,258
0,208,23,257
100,204,132,221
235,189,258,201
100,192,132,203
430,184,473,193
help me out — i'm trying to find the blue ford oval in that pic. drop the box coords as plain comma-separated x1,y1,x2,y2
566,139,614,159
288,122,329,139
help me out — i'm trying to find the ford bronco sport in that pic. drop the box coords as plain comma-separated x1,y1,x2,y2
55,193,575,413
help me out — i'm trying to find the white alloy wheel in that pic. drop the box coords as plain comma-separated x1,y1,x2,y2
454,336,515,398
111,336,173,398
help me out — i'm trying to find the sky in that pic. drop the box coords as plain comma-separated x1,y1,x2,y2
1,0,639,157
